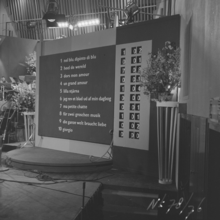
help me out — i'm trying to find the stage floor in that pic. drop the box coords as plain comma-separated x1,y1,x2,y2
0,148,177,220
5,146,113,173
1,147,105,220
0,178,101,220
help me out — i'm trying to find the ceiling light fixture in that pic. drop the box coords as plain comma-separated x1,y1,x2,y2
99,1,162,27
76,19,100,28
68,24,74,30
125,1,140,23
42,0,68,28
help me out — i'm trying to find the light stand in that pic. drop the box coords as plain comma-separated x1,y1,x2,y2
99,1,163,26
0,135,9,172
81,182,86,220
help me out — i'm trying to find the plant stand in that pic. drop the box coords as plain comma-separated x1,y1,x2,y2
21,112,35,147
156,101,179,184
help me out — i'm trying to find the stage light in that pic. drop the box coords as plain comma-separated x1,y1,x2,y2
57,21,69,28
42,0,68,28
76,19,100,27
43,13,68,28
125,1,140,23
126,2,140,16
68,24,74,30
48,19,55,22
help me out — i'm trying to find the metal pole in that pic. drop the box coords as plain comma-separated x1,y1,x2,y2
5,22,8,36
0,135,9,171
81,182,86,220
0,135,2,165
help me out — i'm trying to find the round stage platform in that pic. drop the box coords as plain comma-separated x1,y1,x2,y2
5,147,113,173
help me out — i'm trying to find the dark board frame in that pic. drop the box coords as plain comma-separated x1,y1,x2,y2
38,15,180,152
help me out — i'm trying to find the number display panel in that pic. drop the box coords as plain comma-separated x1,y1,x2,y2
114,41,151,150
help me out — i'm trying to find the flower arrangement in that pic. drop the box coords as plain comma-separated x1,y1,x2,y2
140,41,181,100
8,51,37,112
25,51,36,76
10,82,35,112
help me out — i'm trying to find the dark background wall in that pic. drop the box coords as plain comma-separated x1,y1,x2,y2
176,0,220,117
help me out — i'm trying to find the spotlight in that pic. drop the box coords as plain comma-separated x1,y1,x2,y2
43,13,67,28
42,0,68,28
68,24,74,30
126,2,139,16
76,19,100,27
125,1,140,23
57,21,69,28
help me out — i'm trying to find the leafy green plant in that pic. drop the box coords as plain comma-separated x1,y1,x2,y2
10,82,35,112
25,51,36,75
140,41,181,97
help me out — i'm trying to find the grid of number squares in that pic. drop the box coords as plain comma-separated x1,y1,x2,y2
118,46,142,139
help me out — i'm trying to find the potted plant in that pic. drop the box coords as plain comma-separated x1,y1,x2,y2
10,51,36,111
25,51,36,76
10,82,35,112
140,41,181,184
140,41,181,101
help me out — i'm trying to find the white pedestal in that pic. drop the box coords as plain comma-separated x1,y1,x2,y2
22,112,35,147
156,101,179,184
0,135,9,171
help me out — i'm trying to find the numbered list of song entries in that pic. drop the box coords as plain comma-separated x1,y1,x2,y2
57,54,112,134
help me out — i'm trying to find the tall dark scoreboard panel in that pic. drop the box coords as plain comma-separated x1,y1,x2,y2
114,15,180,150
113,41,151,150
